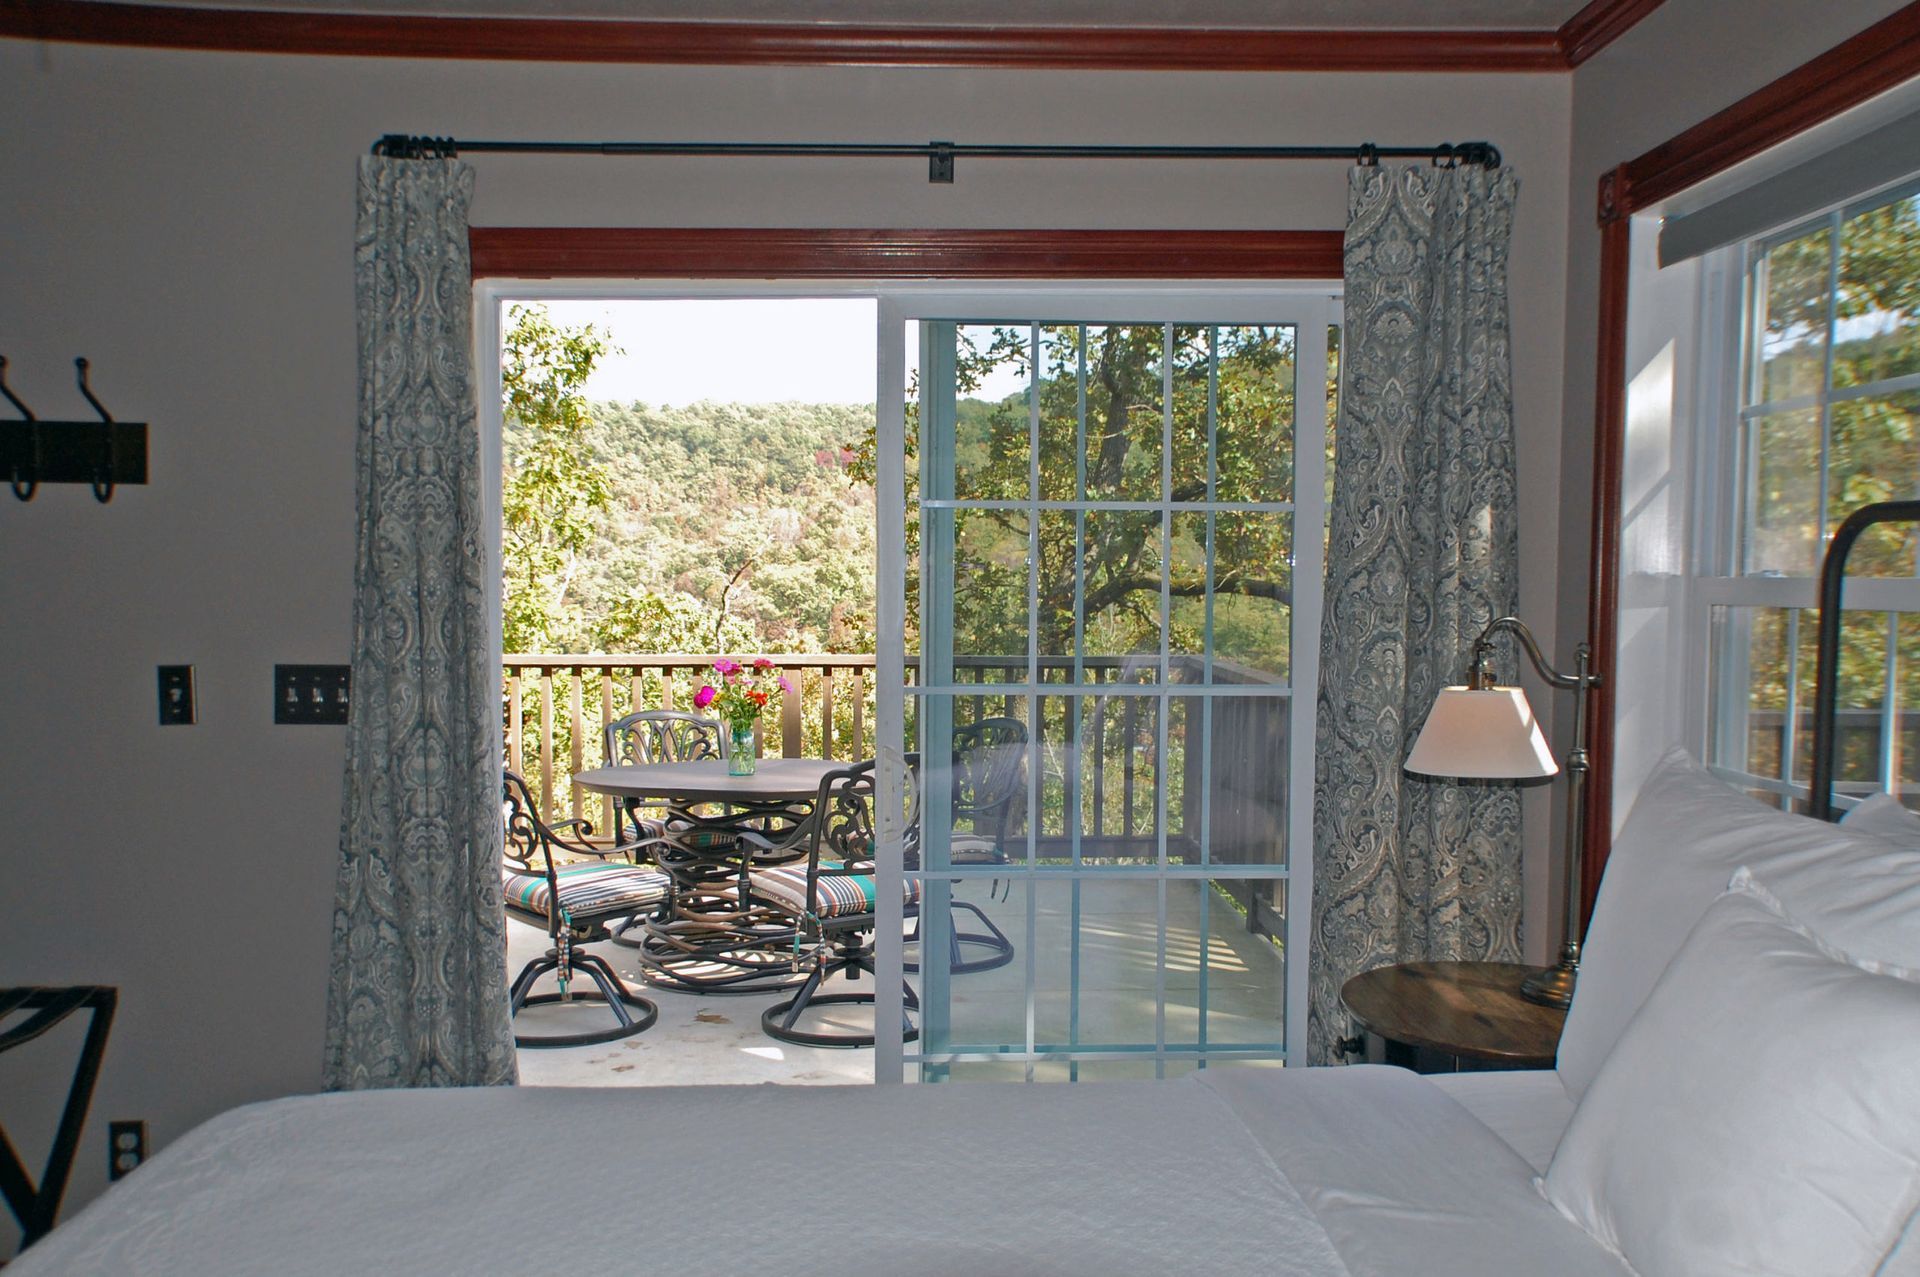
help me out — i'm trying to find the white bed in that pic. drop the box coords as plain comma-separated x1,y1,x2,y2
15,751,1920,1277
8,1065,1621,1277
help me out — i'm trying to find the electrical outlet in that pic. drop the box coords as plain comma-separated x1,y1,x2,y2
107,1120,146,1180
274,664,350,725
157,666,195,725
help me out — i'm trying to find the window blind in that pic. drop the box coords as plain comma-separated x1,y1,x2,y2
1657,110,1920,267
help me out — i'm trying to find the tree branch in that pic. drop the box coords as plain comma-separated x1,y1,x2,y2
1083,574,1292,617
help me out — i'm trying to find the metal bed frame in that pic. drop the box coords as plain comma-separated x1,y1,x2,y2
1,986,117,1251
1807,499,1920,822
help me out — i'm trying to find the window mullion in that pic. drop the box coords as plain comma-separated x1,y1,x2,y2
1883,611,1900,795
1783,607,1803,811
1816,210,1842,557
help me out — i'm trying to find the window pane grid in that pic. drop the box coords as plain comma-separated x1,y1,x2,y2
1736,189,1920,579
1709,604,1920,810
910,314,1310,1078
1712,186,1920,807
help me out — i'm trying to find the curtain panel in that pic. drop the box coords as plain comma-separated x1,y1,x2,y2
1309,163,1524,1065
323,155,517,1090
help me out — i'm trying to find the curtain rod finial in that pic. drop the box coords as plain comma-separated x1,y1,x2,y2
372,134,459,159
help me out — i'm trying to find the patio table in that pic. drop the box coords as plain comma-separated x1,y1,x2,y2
575,758,842,810
575,759,842,994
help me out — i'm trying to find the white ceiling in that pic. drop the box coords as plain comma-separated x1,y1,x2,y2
110,0,1595,30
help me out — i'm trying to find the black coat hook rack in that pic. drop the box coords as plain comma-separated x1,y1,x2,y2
0,357,148,503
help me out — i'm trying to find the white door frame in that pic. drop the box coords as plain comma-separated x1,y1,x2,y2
474,278,1337,1083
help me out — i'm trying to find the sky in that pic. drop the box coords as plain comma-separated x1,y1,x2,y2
535,298,879,407
525,297,1029,406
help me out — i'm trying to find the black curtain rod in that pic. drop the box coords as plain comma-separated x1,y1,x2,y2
371,134,1500,182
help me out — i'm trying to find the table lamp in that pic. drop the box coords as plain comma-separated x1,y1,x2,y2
1404,615,1601,1009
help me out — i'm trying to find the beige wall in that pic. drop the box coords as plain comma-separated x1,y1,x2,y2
1552,0,1915,934
0,39,1574,1227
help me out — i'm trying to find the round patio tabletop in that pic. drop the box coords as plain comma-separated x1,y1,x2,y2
574,757,842,805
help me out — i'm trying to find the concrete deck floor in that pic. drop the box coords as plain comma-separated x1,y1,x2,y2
510,876,1286,1086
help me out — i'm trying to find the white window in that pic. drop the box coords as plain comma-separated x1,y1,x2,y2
1701,180,1920,808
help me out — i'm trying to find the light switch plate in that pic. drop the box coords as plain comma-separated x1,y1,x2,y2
274,664,350,725
157,666,195,725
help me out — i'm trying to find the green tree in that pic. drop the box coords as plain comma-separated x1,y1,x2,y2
501,303,616,653
1753,195,1920,578
1741,193,1920,786
880,324,1300,671
592,589,757,654
582,399,878,654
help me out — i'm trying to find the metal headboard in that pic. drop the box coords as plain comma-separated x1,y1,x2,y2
1808,499,1920,822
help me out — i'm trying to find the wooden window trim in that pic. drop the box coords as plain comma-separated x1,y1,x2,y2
468,227,1345,281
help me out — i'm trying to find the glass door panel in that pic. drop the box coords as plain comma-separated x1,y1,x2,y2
886,298,1330,1080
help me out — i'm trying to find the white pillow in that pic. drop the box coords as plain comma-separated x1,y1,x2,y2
1560,749,1920,1101
1543,870,1920,1277
1841,792,1920,844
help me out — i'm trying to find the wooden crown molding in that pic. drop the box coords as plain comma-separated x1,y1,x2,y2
1,0,1655,71
1618,1,1920,214
468,227,1345,280
1581,0,1920,919
1557,0,1663,69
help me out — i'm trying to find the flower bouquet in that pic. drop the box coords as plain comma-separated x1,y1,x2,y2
694,658,791,775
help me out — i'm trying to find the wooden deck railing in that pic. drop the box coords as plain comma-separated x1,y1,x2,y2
503,651,1290,926
503,654,878,837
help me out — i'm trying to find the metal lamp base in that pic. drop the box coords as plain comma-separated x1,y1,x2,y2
1519,957,1578,1009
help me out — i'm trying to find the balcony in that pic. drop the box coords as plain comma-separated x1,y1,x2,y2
504,652,1291,1085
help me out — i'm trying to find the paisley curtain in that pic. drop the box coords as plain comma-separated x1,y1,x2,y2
323,156,517,1089
1308,162,1524,1065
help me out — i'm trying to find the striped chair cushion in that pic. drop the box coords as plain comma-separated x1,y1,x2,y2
504,862,670,921
751,863,922,920
623,817,740,851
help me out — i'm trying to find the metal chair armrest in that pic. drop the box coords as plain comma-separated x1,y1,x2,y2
543,817,615,859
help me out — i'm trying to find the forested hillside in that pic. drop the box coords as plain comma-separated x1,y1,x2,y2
505,396,878,655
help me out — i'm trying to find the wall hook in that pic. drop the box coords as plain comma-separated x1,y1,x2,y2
0,356,38,501
73,358,116,503
0,356,147,503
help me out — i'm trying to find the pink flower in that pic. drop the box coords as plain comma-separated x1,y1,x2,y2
753,658,774,671
777,676,793,694
712,659,740,675
693,685,717,709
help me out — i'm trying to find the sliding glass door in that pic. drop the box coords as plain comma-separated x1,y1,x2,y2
874,291,1334,1081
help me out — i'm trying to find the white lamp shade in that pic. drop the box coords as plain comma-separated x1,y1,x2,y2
1405,686,1558,779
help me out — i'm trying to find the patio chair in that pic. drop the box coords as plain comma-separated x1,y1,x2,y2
604,708,726,770
903,716,1024,976
751,759,921,1048
602,709,730,950
604,709,811,992
502,770,664,1048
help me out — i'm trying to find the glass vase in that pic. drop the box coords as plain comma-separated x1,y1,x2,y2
728,724,756,776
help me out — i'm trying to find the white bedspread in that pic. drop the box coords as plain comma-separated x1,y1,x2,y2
16,1067,1625,1277
12,1079,1355,1277
1200,1066,1630,1277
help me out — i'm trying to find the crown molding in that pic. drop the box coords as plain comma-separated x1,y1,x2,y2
1618,1,1920,213
1556,0,1663,69
0,0,1657,71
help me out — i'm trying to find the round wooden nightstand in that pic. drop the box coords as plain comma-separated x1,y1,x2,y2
1339,960,1566,1074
